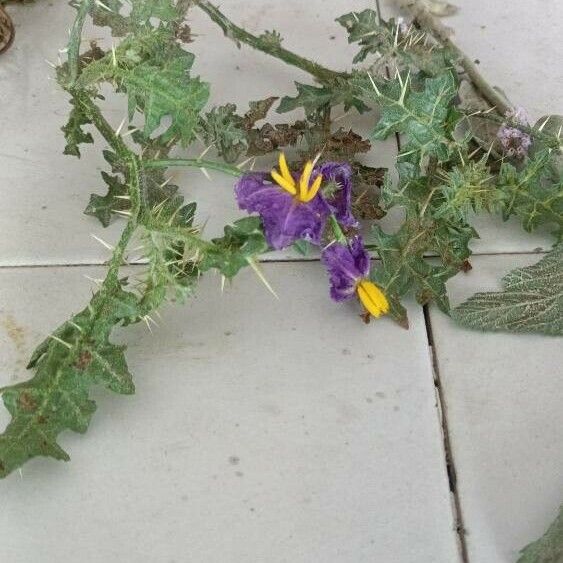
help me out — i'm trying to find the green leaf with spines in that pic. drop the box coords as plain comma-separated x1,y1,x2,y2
434,157,500,222
0,284,141,478
87,0,180,36
452,245,563,335
198,104,248,163
497,149,563,238
354,71,459,161
61,97,94,157
278,80,369,117
76,31,210,146
371,222,457,319
336,9,384,64
85,171,129,227
336,9,455,74
123,53,209,146
199,217,269,278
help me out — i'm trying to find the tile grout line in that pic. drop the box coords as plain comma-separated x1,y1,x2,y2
423,304,469,563
0,248,550,271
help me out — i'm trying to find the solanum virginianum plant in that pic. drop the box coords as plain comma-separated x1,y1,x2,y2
0,0,561,479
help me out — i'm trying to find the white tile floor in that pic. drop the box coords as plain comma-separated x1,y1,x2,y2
0,1,561,562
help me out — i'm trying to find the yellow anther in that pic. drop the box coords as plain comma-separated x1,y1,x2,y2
271,154,323,202
356,280,389,318
271,169,297,195
299,160,314,201
301,174,323,203
278,153,293,184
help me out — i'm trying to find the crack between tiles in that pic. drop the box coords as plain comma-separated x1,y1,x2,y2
423,304,470,563
0,247,550,271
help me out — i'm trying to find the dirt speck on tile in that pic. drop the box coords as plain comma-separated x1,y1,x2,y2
1,313,26,352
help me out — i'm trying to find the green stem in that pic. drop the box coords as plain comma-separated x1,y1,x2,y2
329,214,347,244
194,0,346,84
143,158,243,177
68,0,92,84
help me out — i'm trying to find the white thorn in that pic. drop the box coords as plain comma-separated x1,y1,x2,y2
114,117,127,136
44,59,57,68
112,209,132,217
367,72,381,96
84,275,104,285
121,127,139,138
91,233,114,250
95,0,112,11
236,156,254,169
198,144,214,159
159,176,174,188
49,335,73,349
69,321,84,333
246,257,278,299
200,167,212,181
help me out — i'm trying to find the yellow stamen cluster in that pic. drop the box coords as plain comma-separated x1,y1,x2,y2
356,280,390,318
271,153,323,203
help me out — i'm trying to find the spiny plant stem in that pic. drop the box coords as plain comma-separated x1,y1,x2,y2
143,158,243,177
68,0,92,84
393,0,512,115
194,0,347,84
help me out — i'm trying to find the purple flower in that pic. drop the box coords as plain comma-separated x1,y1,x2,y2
234,154,357,250
497,106,532,158
497,126,531,159
321,236,389,317
319,161,358,228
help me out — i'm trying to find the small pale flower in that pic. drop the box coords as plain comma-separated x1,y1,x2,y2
321,236,389,318
497,106,532,158
497,125,531,158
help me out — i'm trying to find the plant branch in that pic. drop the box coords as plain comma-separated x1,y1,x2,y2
194,0,347,84
68,0,93,84
143,158,243,177
393,0,512,115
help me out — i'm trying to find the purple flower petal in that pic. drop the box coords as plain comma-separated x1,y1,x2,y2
319,162,358,227
235,172,330,250
497,126,531,159
321,236,370,301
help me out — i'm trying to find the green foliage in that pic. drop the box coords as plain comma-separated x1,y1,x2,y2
85,171,130,226
199,217,269,278
336,9,384,64
77,31,209,146
355,71,459,161
199,104,248,163
86,0,181,36
434,157,499,221
452,245,563,335
0,283,139,478
336,9,454,74
278,79,369,116
371,221,459,325
517,505,563,563
123,52,209,146
61,97,94,157
497,150,563,238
